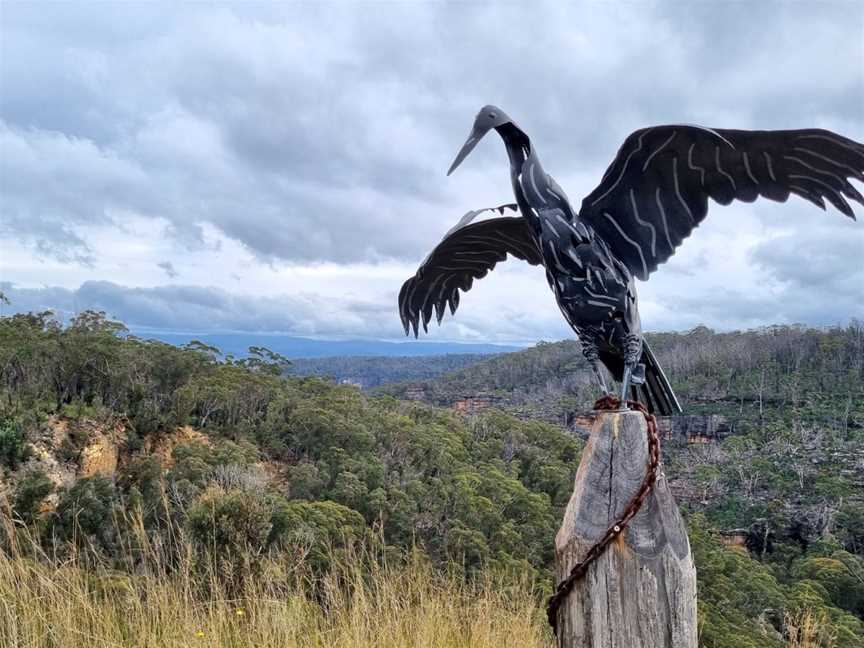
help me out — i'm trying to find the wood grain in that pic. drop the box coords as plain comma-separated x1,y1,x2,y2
554,409,697,647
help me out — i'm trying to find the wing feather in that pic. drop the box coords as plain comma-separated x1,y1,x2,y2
581,126,864,279
399,213,542,337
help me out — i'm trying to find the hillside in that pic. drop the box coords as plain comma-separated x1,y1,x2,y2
0,311,862,646
287,353,490,388
380,325,864,423
382,324,864,578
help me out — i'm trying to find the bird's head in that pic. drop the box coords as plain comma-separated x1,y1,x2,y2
447,105,513,176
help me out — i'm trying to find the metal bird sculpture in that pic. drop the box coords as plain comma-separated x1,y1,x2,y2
399,106,864,414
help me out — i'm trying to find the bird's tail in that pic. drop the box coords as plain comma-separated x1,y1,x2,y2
629,340,682,416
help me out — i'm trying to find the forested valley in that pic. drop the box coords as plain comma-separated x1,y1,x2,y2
288,353,488,388
1,310,862,647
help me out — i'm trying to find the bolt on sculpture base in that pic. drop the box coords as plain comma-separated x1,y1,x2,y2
552,409,697,647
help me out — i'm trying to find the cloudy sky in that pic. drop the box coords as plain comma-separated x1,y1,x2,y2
1,1,862,344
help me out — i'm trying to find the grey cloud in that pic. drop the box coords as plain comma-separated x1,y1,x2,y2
0,124,156,259
0,279,572,343
749,229,864,318
646,224,864,331
0,281,401,339
665,284,864,332
157,261,178,278
2,2,861,267
0,283,78,318
1,2,862,341
1,270,859,343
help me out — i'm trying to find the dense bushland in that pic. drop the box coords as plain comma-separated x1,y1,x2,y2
0,310,576,581
0,311,862,646
288,353,489,388
381,324,864,425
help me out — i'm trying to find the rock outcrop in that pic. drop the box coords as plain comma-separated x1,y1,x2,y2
143,425,211,467
79,420,127,478
656,414,733,443
568,412,732,444
451,393,502,415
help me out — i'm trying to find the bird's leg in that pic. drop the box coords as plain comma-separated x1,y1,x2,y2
619,365,633,409
592,362,610,395
618,333,643,408
581,341,610,395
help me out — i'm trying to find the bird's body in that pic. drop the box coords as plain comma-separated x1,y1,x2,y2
400,106,863,415
472,119,670,411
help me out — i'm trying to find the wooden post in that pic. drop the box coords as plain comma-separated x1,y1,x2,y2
553,409,697,647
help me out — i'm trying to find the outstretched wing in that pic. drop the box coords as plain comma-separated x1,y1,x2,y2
399,208,543,337
580,126,864,280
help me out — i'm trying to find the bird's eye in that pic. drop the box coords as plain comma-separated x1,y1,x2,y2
489,112,497,119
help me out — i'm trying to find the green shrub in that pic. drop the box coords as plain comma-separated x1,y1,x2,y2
12,469,54,523
186,487,272,555
792,553,864,618
268,499,366,571
51,476,117,552
56,423,91,464
0,420,29,469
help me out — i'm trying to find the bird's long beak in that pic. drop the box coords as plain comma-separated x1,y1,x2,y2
447,124,491,176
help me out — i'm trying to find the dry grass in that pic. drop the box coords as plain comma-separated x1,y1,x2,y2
0,516,551,648
784,609,838,648
0,514,837,648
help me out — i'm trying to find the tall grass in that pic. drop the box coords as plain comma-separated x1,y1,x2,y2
784,610,838,648
0,513,550,648
0,512,839,648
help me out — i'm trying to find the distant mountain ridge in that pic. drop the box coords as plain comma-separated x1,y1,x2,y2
133,330,521,359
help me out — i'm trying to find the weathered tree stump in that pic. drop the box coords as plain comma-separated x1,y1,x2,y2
553,409,697,647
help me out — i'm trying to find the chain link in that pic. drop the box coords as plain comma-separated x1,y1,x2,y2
546,394,661,634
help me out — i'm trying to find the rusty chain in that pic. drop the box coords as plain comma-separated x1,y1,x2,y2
546,394,661,634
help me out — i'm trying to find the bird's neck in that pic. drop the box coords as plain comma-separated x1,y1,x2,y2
495,122,536,220
495,122,532,170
